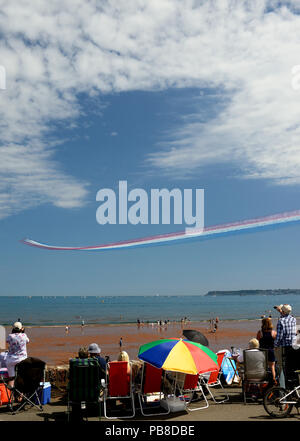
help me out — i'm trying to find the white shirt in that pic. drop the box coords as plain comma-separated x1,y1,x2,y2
292,329,300,350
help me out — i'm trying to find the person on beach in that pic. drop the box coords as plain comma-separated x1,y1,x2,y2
6,322,29,386
88,343,107,373
213,317,219,333
117,351,131,377
274,304,296,347
119,337,123,349
77,347,89,359
256,317,277,383
274,304,297,385
232,338,265,372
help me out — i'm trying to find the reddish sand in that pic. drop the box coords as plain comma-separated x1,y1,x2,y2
3,320,262,366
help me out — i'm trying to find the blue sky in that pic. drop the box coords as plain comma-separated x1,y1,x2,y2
1,1,300,296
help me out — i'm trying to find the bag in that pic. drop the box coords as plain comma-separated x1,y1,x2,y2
0,383,11,406
161,396,187,413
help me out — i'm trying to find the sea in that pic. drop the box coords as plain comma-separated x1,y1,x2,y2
0,295,299,326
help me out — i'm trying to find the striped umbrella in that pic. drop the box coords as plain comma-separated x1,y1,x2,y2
138,338,218,375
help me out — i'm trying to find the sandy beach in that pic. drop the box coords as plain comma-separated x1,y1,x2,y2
2,319,263,366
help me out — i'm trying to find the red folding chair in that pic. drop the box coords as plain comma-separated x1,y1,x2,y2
179,373,209,411
138,363,170,416
103,361,135,419
201,351,229,403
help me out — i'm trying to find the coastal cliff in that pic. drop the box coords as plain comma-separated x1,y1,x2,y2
205,289,300,296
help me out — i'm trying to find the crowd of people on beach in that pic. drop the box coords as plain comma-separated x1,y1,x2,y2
0,301,299,412
231,304,300,389
136,317,191,328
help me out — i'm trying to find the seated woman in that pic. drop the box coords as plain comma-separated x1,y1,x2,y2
117,351,131,377
232,338,266,381
6,322,29,387
77,347,89,359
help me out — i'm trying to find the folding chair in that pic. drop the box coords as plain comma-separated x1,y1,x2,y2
179,374,209,411
201,351,229,403
242,348,269,404
67,358,102,421
3,357,46,414
0,375,12,408
103,361,135,419
138,363,170,416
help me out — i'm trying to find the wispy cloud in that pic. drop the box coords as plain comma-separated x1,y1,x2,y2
0,1,300,218
145,2,300,185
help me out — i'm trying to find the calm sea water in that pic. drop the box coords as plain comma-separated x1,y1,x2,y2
0,295,299,326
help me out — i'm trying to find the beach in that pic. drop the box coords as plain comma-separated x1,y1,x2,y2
2,319,262,366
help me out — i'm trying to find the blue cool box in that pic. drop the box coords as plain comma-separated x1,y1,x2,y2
35,382,51,405
0,368,9,378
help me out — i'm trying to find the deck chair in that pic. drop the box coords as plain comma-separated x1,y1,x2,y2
138,363,170,416
3,357,46,414
179,374,209,411
242,348,269,404
67,358,102,421
103,361,135,419
200,351,229,403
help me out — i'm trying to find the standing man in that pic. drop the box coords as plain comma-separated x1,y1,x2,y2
274,304,297,386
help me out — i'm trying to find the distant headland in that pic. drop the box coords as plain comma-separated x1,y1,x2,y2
205,289,300,296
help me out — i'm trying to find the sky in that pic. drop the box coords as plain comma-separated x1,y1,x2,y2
0,0,300,296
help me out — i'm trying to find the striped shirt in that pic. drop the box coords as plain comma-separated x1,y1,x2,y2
274,314,297,347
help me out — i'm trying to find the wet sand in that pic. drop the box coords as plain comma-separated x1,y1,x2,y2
3,320,262,366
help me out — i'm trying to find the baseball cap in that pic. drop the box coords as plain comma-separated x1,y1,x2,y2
88,343,101,354
13,321,22,329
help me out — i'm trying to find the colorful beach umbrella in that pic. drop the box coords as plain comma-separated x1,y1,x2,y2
138,338,218,375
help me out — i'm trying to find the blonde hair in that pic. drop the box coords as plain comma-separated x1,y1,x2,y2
117,351,129,362
249,338,259,349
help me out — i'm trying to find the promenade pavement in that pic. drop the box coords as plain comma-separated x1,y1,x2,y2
0,385,299,422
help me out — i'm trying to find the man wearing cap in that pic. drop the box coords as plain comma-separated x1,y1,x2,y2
88,343,107,372
274,304,297,385
274,305,296,347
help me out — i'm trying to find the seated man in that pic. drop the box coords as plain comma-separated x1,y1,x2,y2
88,343,107,379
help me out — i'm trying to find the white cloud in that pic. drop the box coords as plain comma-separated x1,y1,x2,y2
0,0,300,218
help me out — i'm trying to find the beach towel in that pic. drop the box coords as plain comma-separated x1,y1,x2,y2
217,349,239,385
